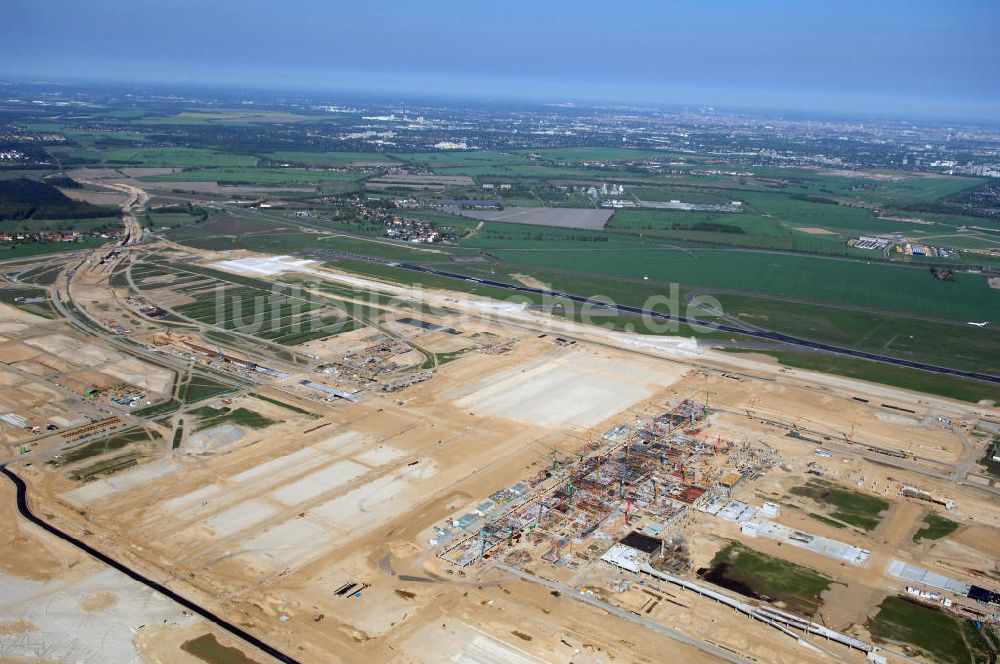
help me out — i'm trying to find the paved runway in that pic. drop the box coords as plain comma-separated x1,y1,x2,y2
392,261,1000,385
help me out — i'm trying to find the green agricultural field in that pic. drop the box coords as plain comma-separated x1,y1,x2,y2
518,147,675,162
612,185,976,244
703,541,835,616
141,167,362,194
141,166,360,185
855,176,982,206
390,151,534,169
62,130,148,146
870,596,992,664
262,151,399,165
487,246,999,321
0,238,107,258
104,148,258,168
436,164,623,179
145,211,207,229
737,190,890,233
608,208,798,250
137,110,309,125
0,217,122,234
913,513,960,542
790,479,889,531
97,109,151,120
392,148,633,178
45,145,104,164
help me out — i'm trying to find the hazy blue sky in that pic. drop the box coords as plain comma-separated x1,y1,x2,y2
5,0,999,118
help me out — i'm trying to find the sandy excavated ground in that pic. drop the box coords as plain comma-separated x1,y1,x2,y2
0,479,233,663
18,332,997,663
0,301,171,449
3,246,1000,664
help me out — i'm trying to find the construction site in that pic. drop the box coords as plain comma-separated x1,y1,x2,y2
2,239,1000,664
434,399,744,568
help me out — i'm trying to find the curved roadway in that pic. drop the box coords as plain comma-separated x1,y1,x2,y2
392,262,1000,385
0,464,300,664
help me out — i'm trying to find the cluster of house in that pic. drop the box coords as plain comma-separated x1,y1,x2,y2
0,228,122,244
348,196,459,243
385,217,450,243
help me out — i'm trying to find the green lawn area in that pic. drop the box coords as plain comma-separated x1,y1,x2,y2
913,512,961,542
181,633,260,664
16,264,64,286
704,541,835,616
611,208,787,234
714,294,1000,376
789,479,889,531
133,398,181,418
0,287,57,318
67,453,144,482
808,513,847,529
178,376,235,403
870,596,993,664
187,406,277,432
748,350,1000,404
977,439,1000,479
250,393,316,416
171,424,184,450
50,427,160,467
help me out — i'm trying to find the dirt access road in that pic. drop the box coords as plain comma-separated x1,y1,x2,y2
80,179,148,245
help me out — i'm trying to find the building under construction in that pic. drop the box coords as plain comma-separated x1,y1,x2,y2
436,399,769,568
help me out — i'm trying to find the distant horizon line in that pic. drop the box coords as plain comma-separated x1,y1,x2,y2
2,73,999,126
